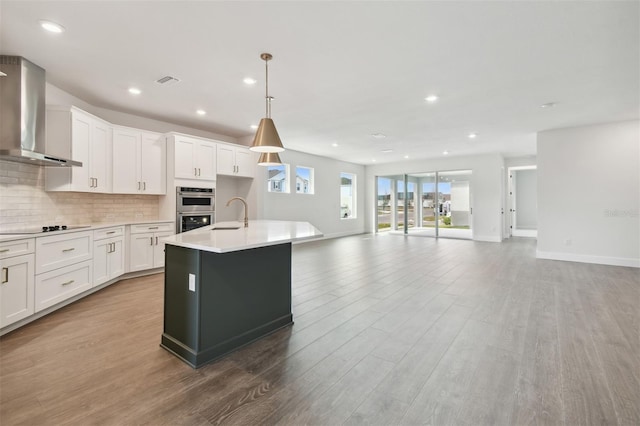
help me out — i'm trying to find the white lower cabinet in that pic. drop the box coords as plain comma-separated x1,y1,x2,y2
0,252,35,328
129,223,173,272
35,261,92,312
93,226,125,287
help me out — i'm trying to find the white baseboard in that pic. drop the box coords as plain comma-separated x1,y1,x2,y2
473,235,502,243
512,229,537,238
536,250,640,268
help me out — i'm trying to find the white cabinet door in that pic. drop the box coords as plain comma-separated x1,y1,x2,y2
234,147,254,178
174,137,197,179
92,120,112,192
140,133,166,194
70,111,92,191
129,232,155,272
95,237,125,286
153,231,173,268
110,238,125,279
196,141,217,181
0,253,35,328
45,107,113,193
93,239,109,286
216,144,235,176
112,127,140,194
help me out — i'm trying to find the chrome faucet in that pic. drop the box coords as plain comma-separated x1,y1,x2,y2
226,197,249,228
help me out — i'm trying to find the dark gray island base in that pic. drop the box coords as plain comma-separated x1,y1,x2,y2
161,243,292,368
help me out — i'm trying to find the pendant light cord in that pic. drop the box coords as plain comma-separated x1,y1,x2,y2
265,57,271,119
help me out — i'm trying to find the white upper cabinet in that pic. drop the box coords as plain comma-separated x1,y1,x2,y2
217,144,255,178
170,134,217,181
112,127,166,194
46,106,113,193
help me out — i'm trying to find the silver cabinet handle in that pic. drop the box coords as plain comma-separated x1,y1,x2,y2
155,236,158,245
143,182,146,190
89,178,93,188
138,181,141,190
106,231,116,235
1,267,7,284
148,227,158,230
150,237,153,246
62,248,75,252
0,249,9,253
194,167,198,176
61,279,75,286
95,178,98,187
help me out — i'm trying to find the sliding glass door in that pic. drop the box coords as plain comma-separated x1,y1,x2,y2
376,170,472,239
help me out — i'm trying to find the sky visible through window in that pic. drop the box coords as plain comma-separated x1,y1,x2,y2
377,180,451,195
297,167,310,181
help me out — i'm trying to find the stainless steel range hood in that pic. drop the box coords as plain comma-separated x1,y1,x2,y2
0,56,82,167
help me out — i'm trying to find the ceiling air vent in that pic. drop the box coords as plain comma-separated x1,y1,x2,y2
155,75,180,86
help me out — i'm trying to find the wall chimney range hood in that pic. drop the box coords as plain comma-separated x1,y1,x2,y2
0,55,82,167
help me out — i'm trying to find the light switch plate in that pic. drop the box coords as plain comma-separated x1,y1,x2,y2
188,273,195,292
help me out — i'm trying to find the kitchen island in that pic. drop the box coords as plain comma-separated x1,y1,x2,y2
160,220,323,368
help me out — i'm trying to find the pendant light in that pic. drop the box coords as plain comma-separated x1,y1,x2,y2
257,152,282,166
250,53,284,155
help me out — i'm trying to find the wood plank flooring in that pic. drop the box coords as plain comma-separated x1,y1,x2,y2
1,234,639,425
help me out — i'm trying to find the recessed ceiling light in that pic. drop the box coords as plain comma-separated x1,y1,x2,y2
39,20,65,33
381,149,393,153
404,155,409,159
243,77,257,85
443,150,449,155
128,87,141,95
540,102,557,108
332,143,339,147
468,133,477,139
196,109,206,116
371,133,386,139
372,159,377,162
250,124,258,130
425,95,439,103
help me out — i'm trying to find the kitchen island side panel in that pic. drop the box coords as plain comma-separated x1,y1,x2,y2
199,243,292,349
162,244,201,365
161,242,293,368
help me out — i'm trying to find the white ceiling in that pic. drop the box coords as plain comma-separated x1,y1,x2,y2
1,1,638,165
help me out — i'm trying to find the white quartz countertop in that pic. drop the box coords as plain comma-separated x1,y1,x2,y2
0,219,174,243
162,220,324,253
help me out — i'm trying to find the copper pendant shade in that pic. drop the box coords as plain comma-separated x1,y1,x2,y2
257,152,282,166
250,53,284,157
252,118,284,153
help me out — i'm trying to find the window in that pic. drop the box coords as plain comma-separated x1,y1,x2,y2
340,172,356,219
295,166,314,194
267,164,289,193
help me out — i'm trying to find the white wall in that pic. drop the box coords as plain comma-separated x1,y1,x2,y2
256,149,366,238
365,153,504,242
537,120,639,267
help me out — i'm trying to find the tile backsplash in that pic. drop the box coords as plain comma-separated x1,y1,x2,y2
0,160,159,231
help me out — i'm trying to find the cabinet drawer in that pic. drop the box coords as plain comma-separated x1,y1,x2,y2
0,238,35,260
94,226,124,241
35,260,92,312
130,222,173,234
36,231,92,274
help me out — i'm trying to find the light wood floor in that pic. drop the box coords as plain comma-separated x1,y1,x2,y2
1,235,638,425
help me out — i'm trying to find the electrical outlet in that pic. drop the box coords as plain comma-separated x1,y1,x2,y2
564,238,572,246
135,213,143,219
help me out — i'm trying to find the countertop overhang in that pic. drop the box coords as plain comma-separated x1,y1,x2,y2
162,220,324,253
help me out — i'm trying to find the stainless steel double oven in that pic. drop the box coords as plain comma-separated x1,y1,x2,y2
176,187,215,233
